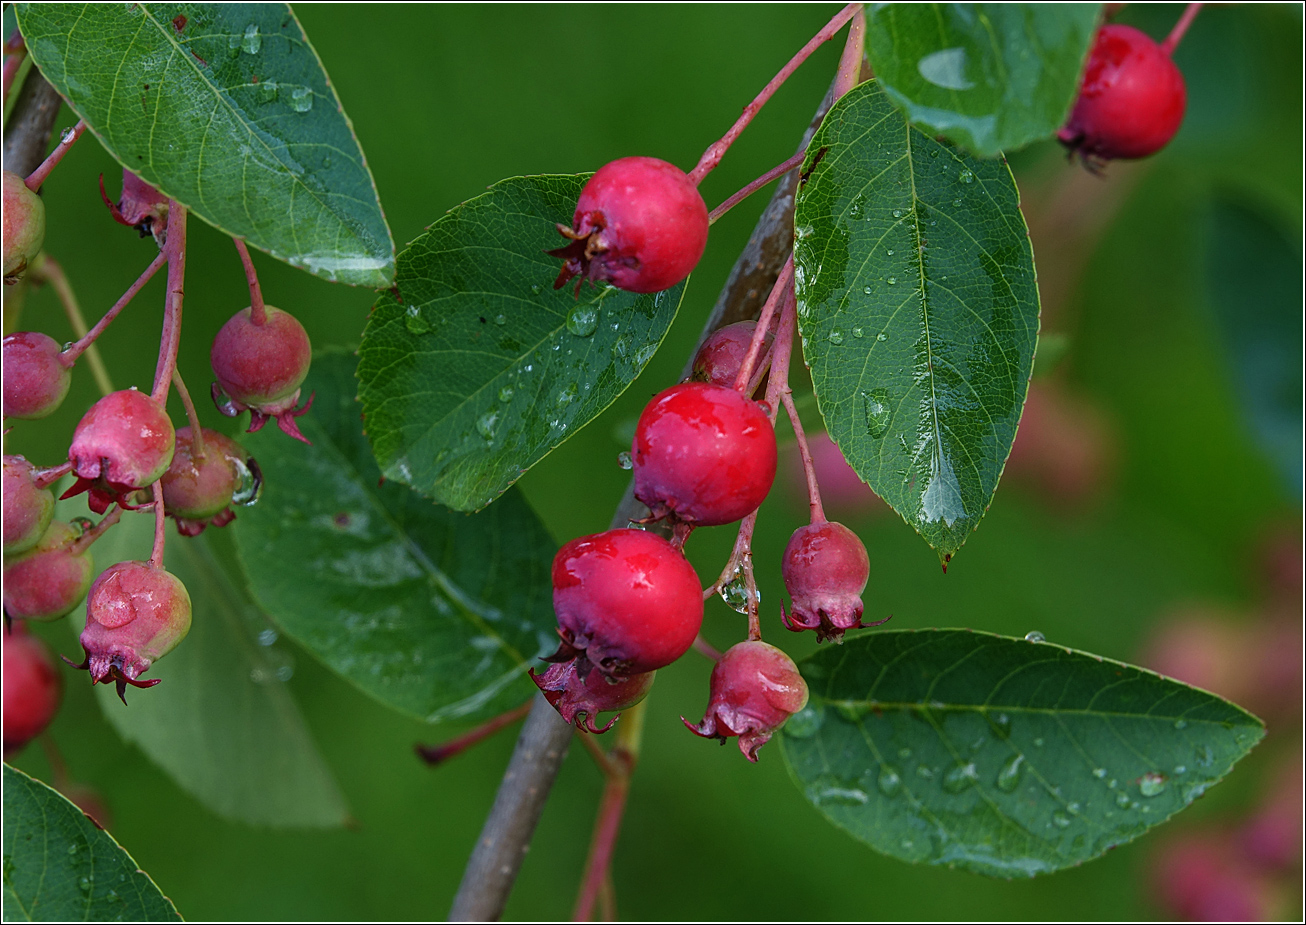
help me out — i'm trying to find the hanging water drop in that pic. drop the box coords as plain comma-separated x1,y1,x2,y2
616,451,633,470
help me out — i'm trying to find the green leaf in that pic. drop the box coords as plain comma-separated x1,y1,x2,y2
234,350,557,723
864,4,1101,157
356,174,686,512
778,629,1264,878
794,79,1039,564
2,764,182,921
15,2,394,287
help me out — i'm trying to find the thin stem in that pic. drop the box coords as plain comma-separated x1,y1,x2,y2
732,254,793,393
149,482,166,568
414,701,533,767
30,256,114,396
2,40,26,107
832,5,866,99
708,150,807,225
572,702,643,922
171,369,205,459
782,390,826,523
703,509,760,601
233,238,267,325
38,734,70,787
1160,3,1203,56
60,250,168,367
151,203,187,405
70,504,122,554
688,3,861,185
763,278,799,425
692,634,723,662
24,119,85,192
31,460,73,490
597,870,616,922
574,726,620,777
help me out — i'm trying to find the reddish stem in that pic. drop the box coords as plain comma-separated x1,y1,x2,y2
762,278,798,425
732,254,793,393
233,238,267,326
149,482,166,568
151,203,187,405
414,701,533,767
687,3,861,185
32,255,114,396
692,634,723,662
1160,3,1203,56
597,870,616,922
3,43,26,108
572,755,633,921
71,504,122,555
31,461,73,490
832,5,866,99
708,150,807,225
703,509,760,602
171,369,206,460
61,250,168,366
782,390,826,523
24,120,86,192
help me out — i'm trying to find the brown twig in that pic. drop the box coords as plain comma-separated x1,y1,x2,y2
2,62,62,177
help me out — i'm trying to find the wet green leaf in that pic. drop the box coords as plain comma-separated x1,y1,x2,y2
2,764,181,921
235,351,556,723
15,3,394,286
794,79,1039,563
779,629,1264,878
865,4,1101,157
356,174,686,512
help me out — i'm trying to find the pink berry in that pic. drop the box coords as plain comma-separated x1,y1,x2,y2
2,521,95,622
691,321,772,388
73,560,192,701
683,640,808,762
3,455,55,554
1058,24,1186,164
2,169,45,283
531,660,655,734
64,389,175,514
210,305,313,442
160,427,261,536
549,156,708,294
2,624,63,759
782,521,882,644
3,331,72,420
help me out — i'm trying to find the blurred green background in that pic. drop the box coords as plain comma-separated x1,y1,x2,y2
6,4,1301,920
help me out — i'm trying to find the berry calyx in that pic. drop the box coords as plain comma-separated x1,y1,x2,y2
781,520,884,643
683,640,808,762
531,661,655,734
1058,24,1187,165
632,382,776,527
3,455,55,555
547,528,703,678
2,169,45,284
550,156,708,295
210,305,313,443
2,521,95,622
72,560,192,701
99,168,169,240
160,427,261,536
3,331,72,420
63,389,175,514
3,624,63,759
691,321,772,389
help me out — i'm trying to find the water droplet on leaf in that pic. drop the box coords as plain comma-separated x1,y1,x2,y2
242,24,261,54
861,388,892,438
289,86,313,112
828,329,844,345
1139,772,1167,797
878,766,902,797
958,168,974,184
943,762,979,793
996,754,1024,792
566,306,598,337
1024,631,1046,643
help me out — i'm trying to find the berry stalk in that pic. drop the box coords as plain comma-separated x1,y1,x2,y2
782,389,826,524
232,237,267,325
60,250,168,368
151,203,187,405
708,149,806,225
29,255,114,396
414,701,533,767
24,119,85,193
149,482,166,568
732,253,793,393
1160,3,1203,56
170,369,206,459
69,503,122,555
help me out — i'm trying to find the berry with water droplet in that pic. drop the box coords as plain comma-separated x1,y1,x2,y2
1058,24,1186,164
71,560,192,701
2,521,95,622
782,521,882,643
683,640,808,761
160,427,260,536
3,455,55,555
3,624,63,759
3,170,45,283
690,321,773,388
3,331,71,420
632,382,776,527
550,157,708,295
210,305,313,442
531,660,654,733
63,389,175,514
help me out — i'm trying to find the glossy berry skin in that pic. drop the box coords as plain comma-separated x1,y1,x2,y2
691,321,772,389
3,625,63,759
1058,24,1186,162
550,156,708,295
632,382,776,527
75,561,192,701
782,520,878,643
3,455,55,555
683,641,808,762
3,331,71,420
160,427,261,536
65,389,175,514
2,521,95,622
531,661,654,734
3,169,45,282
210,305,313,442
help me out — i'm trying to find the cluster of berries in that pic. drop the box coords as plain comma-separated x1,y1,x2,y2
532,157,879,760
2,163,315,753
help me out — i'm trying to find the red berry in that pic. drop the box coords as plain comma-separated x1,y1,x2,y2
74,560,192,701
3,169,45,283
632,382,776,527
3,625,63,759
549,156,708,294
210,305,313,442
781,521,879,644
3,455,55,554
64,389,175,513
160,427,261,536
691,321,772,388
1058,24,1186,163
683,640,808,762
3,331,72,420
531,661,655,733
2,521,95,622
